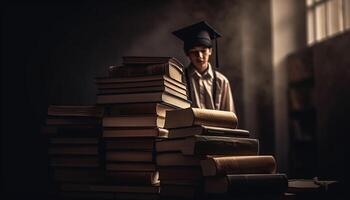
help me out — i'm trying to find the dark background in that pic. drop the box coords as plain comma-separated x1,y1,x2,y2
1,1,248,198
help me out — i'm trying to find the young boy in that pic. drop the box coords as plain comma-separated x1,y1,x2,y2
173,21,235,112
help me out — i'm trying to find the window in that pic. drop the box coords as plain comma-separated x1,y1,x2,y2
306,0,350,45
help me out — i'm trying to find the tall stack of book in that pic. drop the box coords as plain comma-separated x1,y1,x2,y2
157,107,288,199
43,105,106,199
95,56,191,200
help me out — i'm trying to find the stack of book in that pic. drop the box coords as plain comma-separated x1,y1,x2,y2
96,56,190,108
43,105,106,199
156,107,288,199
95,56,190,200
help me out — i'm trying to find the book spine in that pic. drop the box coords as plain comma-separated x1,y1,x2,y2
226,174,288,195
106,171,159,185
202,156,276,176
193,137,259,156
112,64,167,77
192,108,238,129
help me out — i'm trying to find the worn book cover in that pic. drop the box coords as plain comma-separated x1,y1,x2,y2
164,108,238,129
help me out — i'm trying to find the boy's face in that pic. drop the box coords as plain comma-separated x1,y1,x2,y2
187,46,212,73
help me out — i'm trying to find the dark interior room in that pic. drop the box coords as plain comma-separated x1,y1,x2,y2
2,0,350,199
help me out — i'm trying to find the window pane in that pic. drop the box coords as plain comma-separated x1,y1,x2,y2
307,9,315,44
344,0,350,29
327,0,340,35
316,4,327,41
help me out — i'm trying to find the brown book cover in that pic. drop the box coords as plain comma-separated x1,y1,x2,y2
204,174,288,195
158,166,202,181
106,163,156,172
109,60,184,83
156,135,257,156
61,183,160,193
160,184,198,198
287,179,339,194
122,56,183,68
98,83,187,95
164,108,238,129
103,115,165,128
105,102,177,117
201,155,276,177
95,75,186,90
97,78,166,89
156,152,200,167
105,138,154,151
166,125,249,139
97,91,191,108
106,171,159,185
103,127,168,138
106,151,154,162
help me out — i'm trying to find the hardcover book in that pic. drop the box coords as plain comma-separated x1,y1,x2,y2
164,108,238,129
200,155,277,176
156,135,258,156
204,174,288,195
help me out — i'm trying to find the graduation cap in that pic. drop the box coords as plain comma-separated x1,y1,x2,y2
172,21,222,68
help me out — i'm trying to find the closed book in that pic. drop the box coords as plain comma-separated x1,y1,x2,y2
164,108,238,129
96,75,186,90
106,151,153,162
156,136,258,156
122,56,183,68
105,138,154,151
160,184,198,198
287,179,339,194
158,166,202,181
156,152,200,167
200,155,276,177
204,174,288,194
106,163,156,172
61,183,160,193
97,79,167,89
166,125,249,139
109,60,184,83
105,102,177,117
106,171,159,185
97,91,191,108
103,115,165,128
98,84,188,99
160,179,200,186
103,128,168,138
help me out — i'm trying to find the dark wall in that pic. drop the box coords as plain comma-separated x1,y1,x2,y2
313,31,350,181
2,1,244,198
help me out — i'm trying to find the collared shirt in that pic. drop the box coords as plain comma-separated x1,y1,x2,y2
187,63,235,112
